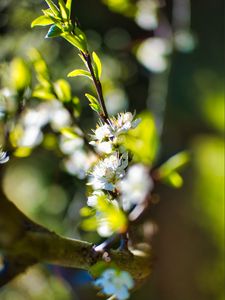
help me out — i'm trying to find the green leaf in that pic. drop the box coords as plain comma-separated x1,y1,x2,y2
28,48,51,87
58,0,68,19
32,89,55,100
92,51,102,79
60,127,79,139
85,93,101,113
163,171,183,188
42,8,61,21
157,151,190,178
14,147,32,158
67,69,92,79
31,15,54,28
44,0,60,16
81,217,98,231
66,0,73,17
45,24,62,38
80,206,94,217
72,96,81,117
10,57,31,92
123,111,159,165
54,79,71,102
62,33,87,52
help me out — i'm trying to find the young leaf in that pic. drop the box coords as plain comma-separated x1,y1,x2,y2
58,0,68,20
42,8,61,21
62,33,87,52
157,151,190,178
32,89,55,100
67,69,92,79
44,0,60,16
45,24,62,38
28,48,51,87
54,79,71,102
85,93,101,113
10,57,31,92
66,0,73,17
92,51,102,79
31,15,54,28
162,171,183,188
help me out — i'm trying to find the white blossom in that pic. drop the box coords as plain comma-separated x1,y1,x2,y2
94,268,134,300
90,112,140,154
109,112,141,136
88,152,128,191
119,164,154,211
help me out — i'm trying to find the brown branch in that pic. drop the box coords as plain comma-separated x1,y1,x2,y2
0,190,151,287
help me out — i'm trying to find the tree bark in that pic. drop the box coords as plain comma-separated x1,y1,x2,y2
0,190,151,287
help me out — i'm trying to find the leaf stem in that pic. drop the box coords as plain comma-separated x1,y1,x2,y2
82,51,109,123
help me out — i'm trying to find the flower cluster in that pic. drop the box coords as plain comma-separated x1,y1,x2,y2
90,112,140,154
94,268,134,300
81,112,143,237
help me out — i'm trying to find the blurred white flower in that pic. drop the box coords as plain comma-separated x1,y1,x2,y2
59,135,84,155
22,108,49,128
19,126,43,147
94,268,134,300
88,152,128,191
64,149,92,179
174,30,196,53
137,38,171,73
135,0,159,30
0,148,9,164
119,164,153,211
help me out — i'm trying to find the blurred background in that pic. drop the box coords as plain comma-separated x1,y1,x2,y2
0,0,224,299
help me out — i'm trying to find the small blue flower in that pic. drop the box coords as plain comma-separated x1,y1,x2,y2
94,268,134,300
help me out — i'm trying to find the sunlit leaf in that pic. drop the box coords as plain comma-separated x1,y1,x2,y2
80,206,94,217
66,0,73,17
14,147,32,158
44,0,60,16
45,24,62,38
85,93,101,113
163,171,183,188
54,79,71,102
60,127,79,139
10,57,31,92
28,48,51,87
72,96,81,117
31,15,54,28
123,111,159,165
81,216,98,231
157,151,190,178
32,89,55,100
62,33,87,52
67,69,92,79
58,0,69,19
92,51,102,79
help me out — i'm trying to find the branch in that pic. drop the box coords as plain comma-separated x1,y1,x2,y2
0,190,151,286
